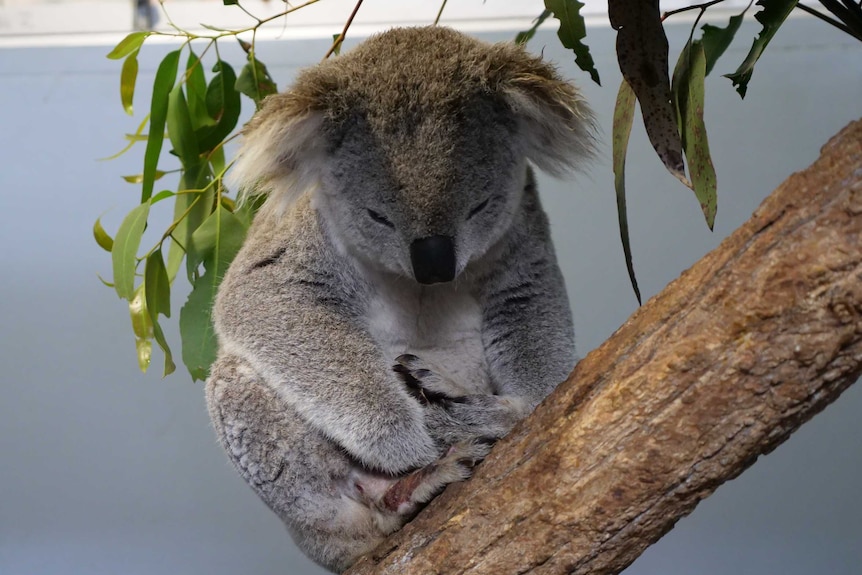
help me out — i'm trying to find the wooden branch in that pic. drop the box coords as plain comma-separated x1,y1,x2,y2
347,119,862,575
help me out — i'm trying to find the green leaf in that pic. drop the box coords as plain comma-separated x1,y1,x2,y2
150,190,175,204
196,61,241,152
331,33,344,56
545,0,600,85
180,205,247,381
167,83,201,168
515,10,552,45
612,79,642,305
142,49,181,203
120,52,138,115
608,0,686,184
167,165,214,282
701,5,749,76
682,42,718,229
129,285,153,373
185,49,216,130
725,0,797,98
122,170,166,184
145,248,171,319
152,318,177,376
112,202,150,300
223,0,238,5
107,31,149,60
93,217,114,252
235,57,277,108
99,115,149,161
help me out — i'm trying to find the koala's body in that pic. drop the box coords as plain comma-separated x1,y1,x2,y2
205,27,594,572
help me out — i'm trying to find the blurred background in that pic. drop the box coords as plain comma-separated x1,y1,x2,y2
1,1,860,574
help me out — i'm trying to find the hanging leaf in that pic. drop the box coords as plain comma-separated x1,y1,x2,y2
545,0,600,85
107,31,149,60
180,205,248,381
515,10,552,45
129,285,154,373
152,319,177,376
608,0,686,184
185,49,216,130
99,115,150,161
112,202,150,300
612,79,641,305
725,0,797,98
93,217,115,252
331,33,344,56
120,52,138,116
166,83,201,168
142,49,181,203
145,248,171,319
236,56,277,107
682,43,718,229
196,61,241,152
701,4,750,76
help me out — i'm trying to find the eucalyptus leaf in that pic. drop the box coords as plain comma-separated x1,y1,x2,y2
152,318,177,376
107,31,149,60
122,170,166,184
196,61,241,152
612,79,641,305
93,217,114,252
515,10,552,45
129,285,154,373
120,52,138,115
145,248,171,319
725,0,797,98
701,5,749,76
179,205,248,381
185,49,216,130
167,83,201,168
608,0,686,184
142,49,181,203
112,202,150,300
235,57,277,107
682,42,718,229
545,0,600,85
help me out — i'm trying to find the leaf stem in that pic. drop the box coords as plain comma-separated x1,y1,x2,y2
434,0,449,25
324,0,365,59
662,0,727,21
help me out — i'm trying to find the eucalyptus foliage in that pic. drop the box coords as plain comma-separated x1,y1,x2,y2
97,0,861,379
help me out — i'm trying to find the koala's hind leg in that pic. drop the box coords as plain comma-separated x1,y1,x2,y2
205,354,485,572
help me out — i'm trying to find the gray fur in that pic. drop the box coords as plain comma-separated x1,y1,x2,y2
207,26,594,573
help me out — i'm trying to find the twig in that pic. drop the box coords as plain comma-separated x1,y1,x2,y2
324,0,365,59
434,0,449,26
662,0,726,21
796,2,859,38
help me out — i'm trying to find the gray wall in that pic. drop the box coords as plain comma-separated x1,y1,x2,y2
1,17,860,575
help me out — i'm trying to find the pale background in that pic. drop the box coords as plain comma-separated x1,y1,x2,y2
1,2,860,574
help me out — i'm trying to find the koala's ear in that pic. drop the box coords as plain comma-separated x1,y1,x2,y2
491,45,597,176
226,90,326,209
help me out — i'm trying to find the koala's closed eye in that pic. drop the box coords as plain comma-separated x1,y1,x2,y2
366,209,395,228
466,198,491,220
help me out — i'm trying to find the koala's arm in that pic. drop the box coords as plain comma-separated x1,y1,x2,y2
214,229,438,475
478,191,577,408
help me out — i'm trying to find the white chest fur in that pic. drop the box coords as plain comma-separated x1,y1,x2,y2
365,278,492,395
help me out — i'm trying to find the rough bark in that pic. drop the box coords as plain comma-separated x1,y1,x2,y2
346,120,862,575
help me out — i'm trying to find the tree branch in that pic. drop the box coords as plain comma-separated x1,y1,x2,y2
346,119,862,575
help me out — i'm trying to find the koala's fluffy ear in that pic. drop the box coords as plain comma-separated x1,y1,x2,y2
226,89,327,209
490,45,597,176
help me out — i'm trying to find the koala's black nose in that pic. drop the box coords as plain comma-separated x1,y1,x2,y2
410,235,456,284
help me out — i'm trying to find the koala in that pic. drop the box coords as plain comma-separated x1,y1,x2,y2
205,26,594,573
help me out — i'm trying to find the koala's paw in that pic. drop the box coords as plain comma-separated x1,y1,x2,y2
381,439,493,514
392,353,468,405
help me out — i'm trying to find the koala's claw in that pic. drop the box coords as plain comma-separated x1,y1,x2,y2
392,355,464,406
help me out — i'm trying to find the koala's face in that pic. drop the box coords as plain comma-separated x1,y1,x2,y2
314,95,527,284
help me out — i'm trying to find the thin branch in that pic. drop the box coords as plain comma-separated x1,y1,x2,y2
796,2,859,38
434,0,449,26
324,0,364,59
662,0,726,21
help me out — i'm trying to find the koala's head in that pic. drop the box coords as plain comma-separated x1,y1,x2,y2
229,27,594,284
